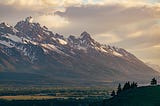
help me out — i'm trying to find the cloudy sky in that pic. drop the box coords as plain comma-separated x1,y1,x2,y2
0,0,160,65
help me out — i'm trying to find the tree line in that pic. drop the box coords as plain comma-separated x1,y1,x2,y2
111,77,158,96
111,81,137,96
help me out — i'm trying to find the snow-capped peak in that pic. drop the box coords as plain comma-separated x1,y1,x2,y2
14,17,55,42
79,31,97,46
80,31,91,39
25,16,33,23
0,22,11,28
0,22,18,35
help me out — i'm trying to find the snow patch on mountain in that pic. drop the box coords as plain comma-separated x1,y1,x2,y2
51,37,56,41
95,46,108,53
77,45,87,51
25,16,33,23
41,43,69,56
113,51,123,57
57,38,67,45
22,38,37,45
2,22,10,28
41,43,58,51
16,45,38,62
2,34,22,43
0,40,13,48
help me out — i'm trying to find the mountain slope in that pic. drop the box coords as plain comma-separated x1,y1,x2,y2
146,62,160,73
0,17,159,86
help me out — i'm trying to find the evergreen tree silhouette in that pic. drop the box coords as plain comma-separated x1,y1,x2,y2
151,77,157,85
111,90,116,96
123,82,131,91
117,83,122,95
131,82,138,88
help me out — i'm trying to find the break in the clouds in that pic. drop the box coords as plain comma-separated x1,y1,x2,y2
0,0,160,65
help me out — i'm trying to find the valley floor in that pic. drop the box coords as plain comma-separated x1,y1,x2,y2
0,87,110,106
1,85,160,106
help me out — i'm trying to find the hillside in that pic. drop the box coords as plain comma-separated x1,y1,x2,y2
103,85,160,106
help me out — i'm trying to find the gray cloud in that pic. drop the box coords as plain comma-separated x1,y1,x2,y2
55,4,160,35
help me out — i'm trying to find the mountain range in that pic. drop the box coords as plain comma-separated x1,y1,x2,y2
0,17,159,86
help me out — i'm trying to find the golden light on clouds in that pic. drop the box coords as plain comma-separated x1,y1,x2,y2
0,0,83,8
36,14,69,28
96,33,122,44
153,44,160,48
127,31,144,38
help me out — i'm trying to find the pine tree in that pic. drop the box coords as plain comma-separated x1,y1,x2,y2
131,82,138,88
111,90,116,96
117,83,122,95
123,82,131,91
151,78,157,85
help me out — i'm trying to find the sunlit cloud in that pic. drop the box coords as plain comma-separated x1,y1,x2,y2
127,31,144,38
96,33,122,44
153,44,160,48
36,14,69,28
0,0,84,10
